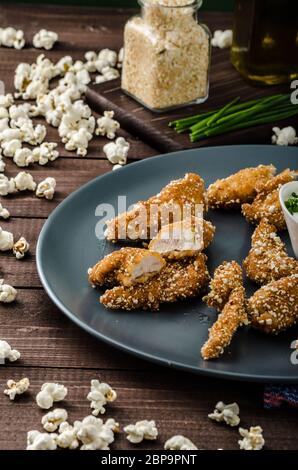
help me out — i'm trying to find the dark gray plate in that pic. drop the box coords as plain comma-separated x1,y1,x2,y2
36,145,298,382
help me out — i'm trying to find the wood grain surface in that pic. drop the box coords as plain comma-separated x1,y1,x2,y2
0,3,297,451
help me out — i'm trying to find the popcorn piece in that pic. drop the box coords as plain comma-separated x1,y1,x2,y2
0,279,17,303
0,174,16,195
95,49,117,73
0,27,25,49
4,377,30,400
101,66,120,81
14,55,57,100
272,126,298,146
0,107,9,119
0,127,23,142
84,51,97,73
36,177,56,200
0,94,14,108
13,148,34,167
103,137,130,165
42,408,68,432
33,142,59,165
9,103,32,127
13,171,36,191
95,111,120,139
27,430,57,450
0,340,20,362
76,415,119,450
0,227,14,251
36,383,68,409
33,29,58,50
13,237,30,259
112,164,123,171
211,29,233,49
2,139,22,157
124,420,158,444
58,100,95,155
56,422,80,449
208,401,240,427
117,47,124,68
0,118,9,132
87,380,117,416
164,435,198,450
21,122,47,145
64,127,93,156
0,203,10,219
238,426,265,451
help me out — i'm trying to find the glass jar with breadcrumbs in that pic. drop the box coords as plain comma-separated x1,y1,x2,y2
121,0,211,112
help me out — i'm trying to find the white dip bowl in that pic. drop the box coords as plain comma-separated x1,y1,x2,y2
279,181,298,259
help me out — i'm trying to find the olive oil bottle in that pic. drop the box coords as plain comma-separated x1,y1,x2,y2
231,0,298,85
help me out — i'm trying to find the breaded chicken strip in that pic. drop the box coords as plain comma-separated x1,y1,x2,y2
88,248,165,287
248,274,298,334
242,169,297,230
203,261,243,312
207,164,276,209
243,219,298,285
100,253,209,311
148,217,215,259
105,173,206,242
201,287,248,360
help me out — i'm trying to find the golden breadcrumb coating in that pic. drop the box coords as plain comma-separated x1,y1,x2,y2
105,173,207,242
207,164,276,209
242,169,297,230
100,253,210,311
148,217,215,259
248,274,298,334
88,247,165,287
201,286,248,360
243,219,298,285
203,260,243,311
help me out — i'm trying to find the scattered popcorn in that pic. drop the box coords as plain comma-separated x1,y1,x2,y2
36,177,56,200
13,147,34,167
211,29,233,49
21,122,47,145
2,139,22,157
36,383,68,409
117,47,124,69
9,102,32,127
103,137,130,165
0,174,16,195
112,164,123,171
101,66,120,81
124,420,158,444
13,171,36,192
64,127,93,156
0,340,20,362
95,111,120,139
4,377,30,400
0,227,14,251
0,127,23,142
84,51,97,73
0,279,17,303
56,421,80,449
42,408,68,432
0,203,10,219
33,142,59,165
27,430,57,450
14,55,57,100
0,27,25,49
13,236,30,259
208,401,240,427
76,415,119,450
272,126,298,146
238,426,265,451
58,100,95,155
164,435,198,451
33,29,58,50
87,380,117,416
95,49,117,73
0,93,14,108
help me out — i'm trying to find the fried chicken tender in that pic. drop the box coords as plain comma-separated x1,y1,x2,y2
243,219,298,285
242,169,297,230
201,287,248,360
203,261,243,311
105,173,207,242
88,248,165,287
148,217,215,259
100,254,210,311
207,164,276,209
248,274,298,334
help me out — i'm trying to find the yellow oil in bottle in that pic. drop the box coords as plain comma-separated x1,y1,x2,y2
231,0,298,85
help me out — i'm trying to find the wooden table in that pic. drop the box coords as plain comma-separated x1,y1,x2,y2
0,4,297,451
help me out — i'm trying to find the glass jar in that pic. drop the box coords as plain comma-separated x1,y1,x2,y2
231,0,298,85
121,0,211,112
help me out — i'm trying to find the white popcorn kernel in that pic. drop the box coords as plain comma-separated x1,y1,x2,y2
33,142,59,165
112,164,123,171
124,420,158,444
272,126,298,146
9,103,32,127
22,122,47,145
13,237,30,260
36,383,68,410
211,29,233,49
36,177,56,200
0,27,25,49
0,93,14,108
0,279,17,303
0,227,14,251
13,147,34,167
0,174,16,196
103,137,130,165
56,422,80,449
95,111,120,139
27,430,57,450
55,55,73,75
76,415,119,451
95,49,117,73
164,435,198,451
0,203,9,219
208,401,240,427
33,29,58,50
94,74,108,84
84,51,97,73
64,128,93,156
42,408,68,432
1,139,22,157
0,127,23,142
0,340,20,362
87,380,117,416
117,47,124,68
4,377,30,400
238,426,265,451
0,118,9,132
0,107,9,119
14,171,36,191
